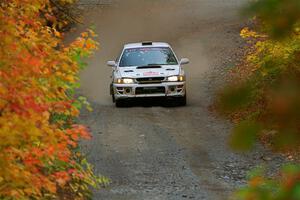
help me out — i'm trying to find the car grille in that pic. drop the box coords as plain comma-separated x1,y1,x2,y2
135,87,165,95
136,77,165,84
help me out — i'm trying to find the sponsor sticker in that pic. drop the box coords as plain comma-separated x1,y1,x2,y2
143,71,159,76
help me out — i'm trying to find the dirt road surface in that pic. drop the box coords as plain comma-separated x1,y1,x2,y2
72,1,285,199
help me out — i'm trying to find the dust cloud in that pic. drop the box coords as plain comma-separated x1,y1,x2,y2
72,0,246,105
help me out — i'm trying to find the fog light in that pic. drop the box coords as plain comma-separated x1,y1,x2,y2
125,88,131,94
169,86,176,93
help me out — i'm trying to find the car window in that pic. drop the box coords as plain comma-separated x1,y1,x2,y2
119,47,178,67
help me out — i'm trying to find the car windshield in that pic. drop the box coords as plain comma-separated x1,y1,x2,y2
119,47,178,67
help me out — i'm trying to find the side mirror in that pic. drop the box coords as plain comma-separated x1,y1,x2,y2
180,58,189,65
107,61,117,67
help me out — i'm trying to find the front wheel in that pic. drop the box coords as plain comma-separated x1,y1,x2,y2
112,94,115,103
177,95,186,106
110,84,115,103
115,99,127,107
165,95,187,107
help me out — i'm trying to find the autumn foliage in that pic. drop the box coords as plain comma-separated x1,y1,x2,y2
217,0,300,152
216,0,300,199
0,0,103,199
234,165,300,200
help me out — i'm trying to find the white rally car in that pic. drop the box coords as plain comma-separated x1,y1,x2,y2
107,42,189,107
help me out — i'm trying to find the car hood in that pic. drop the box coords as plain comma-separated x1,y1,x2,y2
117,65,180,78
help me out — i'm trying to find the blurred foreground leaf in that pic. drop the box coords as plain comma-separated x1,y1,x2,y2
219,82,255,112
244,0,300,39
233,164,300,200
230,120,261,151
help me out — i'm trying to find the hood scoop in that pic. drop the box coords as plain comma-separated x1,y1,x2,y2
166,68,175,71
137,65,161,69
124,70,134,72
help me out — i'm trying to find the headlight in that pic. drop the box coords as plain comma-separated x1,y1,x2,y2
123,78,134,84
167,75,185,82
115,78,134,84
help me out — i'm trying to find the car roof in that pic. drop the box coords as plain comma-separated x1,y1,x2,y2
124,42,170,49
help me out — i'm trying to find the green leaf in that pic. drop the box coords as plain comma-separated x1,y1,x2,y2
230,120,261,151
292,183,300,199
219,82,254,112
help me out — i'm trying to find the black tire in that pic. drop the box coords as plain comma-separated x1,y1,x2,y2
115,99,126,107
177,95,187,106
110,84,115,103
112,94,115,103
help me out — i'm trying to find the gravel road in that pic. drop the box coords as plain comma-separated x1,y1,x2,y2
72,1,286,199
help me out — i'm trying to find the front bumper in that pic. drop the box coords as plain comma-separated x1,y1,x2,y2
113,82,186,99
